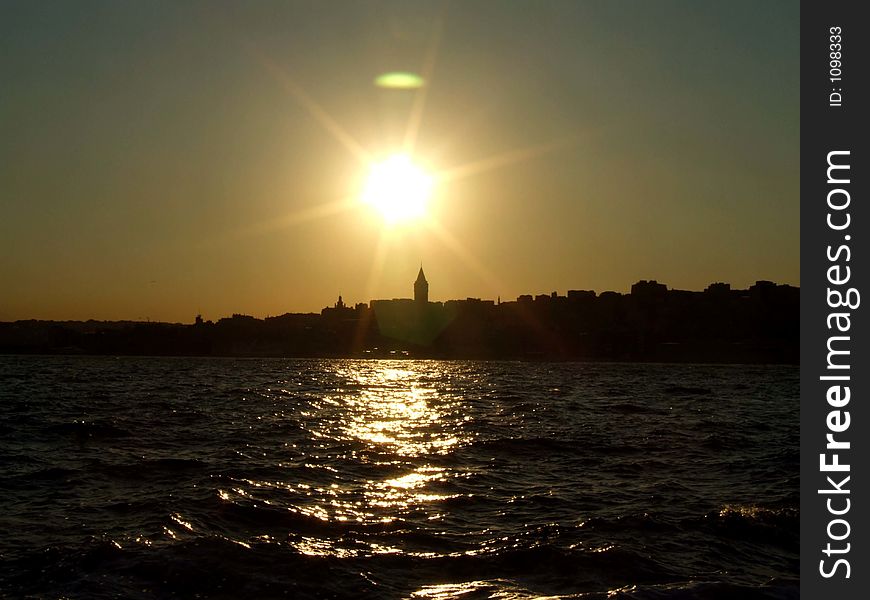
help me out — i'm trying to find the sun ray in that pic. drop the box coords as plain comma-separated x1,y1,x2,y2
247,47,372,166
350,231,391,351
194,196,358,251
363,231,391,303
435,136,577,185
402,4,448,156
424,217,505,297
224,18,563,309
237,196,358,238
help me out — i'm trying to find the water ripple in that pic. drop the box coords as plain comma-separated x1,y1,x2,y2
0,357,798,598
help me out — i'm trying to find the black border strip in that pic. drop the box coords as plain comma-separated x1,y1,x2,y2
801,0,868,595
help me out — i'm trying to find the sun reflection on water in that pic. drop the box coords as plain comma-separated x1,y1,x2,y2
334,363,466,516
339,367,459,456
224,361,475,555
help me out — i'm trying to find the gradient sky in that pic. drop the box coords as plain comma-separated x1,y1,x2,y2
0,0,799,322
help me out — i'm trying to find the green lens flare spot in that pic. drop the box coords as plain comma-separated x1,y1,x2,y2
374,72,425,89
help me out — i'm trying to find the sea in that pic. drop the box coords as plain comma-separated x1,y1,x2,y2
0,356,799,599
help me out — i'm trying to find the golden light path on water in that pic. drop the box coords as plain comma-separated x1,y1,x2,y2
341,366,459,455
319,363,464,525
209,361,476,563
15,357,798,597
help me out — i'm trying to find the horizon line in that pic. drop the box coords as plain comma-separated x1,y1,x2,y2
1,278,800,325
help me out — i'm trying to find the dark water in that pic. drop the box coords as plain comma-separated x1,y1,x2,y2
0,356,798,599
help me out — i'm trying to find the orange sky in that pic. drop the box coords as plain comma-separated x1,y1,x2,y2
0,1,799,322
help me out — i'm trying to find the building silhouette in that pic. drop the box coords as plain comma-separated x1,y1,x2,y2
414,267,429,305
0,272,799,363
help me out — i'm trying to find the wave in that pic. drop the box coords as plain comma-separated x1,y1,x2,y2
697,505,798,545
0,358,799,599
662,386,713,396
0,527,797,600
47,420,131,440
607,579,799,600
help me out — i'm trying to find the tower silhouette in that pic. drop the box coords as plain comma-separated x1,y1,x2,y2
414,267,428,305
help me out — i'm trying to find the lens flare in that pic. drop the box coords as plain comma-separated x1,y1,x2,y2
374,72,425,89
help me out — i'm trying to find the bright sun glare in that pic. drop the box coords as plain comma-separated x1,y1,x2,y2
361,154,433,224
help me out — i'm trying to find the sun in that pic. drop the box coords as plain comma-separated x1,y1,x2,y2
361,154,433,224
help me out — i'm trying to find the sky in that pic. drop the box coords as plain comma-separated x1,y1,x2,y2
0,0,800,322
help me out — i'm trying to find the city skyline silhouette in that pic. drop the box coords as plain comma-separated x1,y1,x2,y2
0,266,799,364
0,3,803,597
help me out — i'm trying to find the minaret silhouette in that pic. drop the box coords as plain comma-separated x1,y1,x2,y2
414,266,428,305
